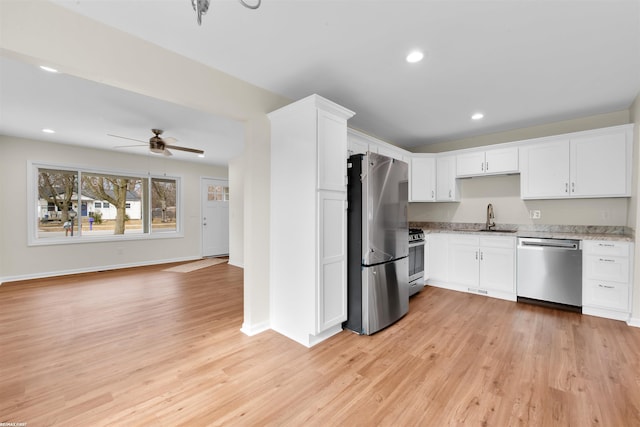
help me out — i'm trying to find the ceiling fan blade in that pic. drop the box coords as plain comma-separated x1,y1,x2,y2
165,144,204,155
162,136,178,144
108,134,148,144
163,148,173,157
115,144,146,149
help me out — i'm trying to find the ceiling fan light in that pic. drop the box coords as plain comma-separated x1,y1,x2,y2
150,147,164,154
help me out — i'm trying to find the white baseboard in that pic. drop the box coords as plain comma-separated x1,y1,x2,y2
628,317,640,328
240,320,270,337
0,256,200,285
228,259,244,268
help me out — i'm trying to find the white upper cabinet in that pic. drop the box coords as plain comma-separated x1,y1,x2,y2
520,125,632,199
520,139,571,198
347,128,409,161
377,144,405,161
570,131,630,197
347,129,369,156
318,109,350,191
456,147,518,177
436,155,459,201
410,156,436,202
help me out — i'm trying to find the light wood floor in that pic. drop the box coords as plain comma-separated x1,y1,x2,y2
2,263,640,426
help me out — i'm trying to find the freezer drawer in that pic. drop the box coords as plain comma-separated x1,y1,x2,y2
344,257,408,335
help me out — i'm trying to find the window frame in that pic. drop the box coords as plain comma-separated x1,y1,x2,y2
28,161,183,246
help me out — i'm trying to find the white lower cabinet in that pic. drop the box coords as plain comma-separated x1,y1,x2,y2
582,240,633,321
427,233,448,284
448,235,516,300
427,233,515,301
317,191,348,333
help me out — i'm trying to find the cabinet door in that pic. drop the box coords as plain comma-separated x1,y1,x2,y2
317,191,347,333
479,245,515,293
377,145,404,161
570,132,629,197
448,236,479,287
348,135,368,156
436,155,458,201
485,147,518,175
317,110,348,192
456,151,485,177
520,139,570,199
428,233,449,283
410,156,436,201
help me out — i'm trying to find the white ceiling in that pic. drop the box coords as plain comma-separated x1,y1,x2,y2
2,0,640,163
0,55,245,166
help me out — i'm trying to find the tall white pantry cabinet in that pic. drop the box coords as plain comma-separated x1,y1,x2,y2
269,95,355,347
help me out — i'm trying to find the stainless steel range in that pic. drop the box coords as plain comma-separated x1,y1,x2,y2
409,228,425,296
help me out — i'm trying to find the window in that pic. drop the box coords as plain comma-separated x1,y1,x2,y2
151,178,177,233
31,164,181,244
207,184,229,201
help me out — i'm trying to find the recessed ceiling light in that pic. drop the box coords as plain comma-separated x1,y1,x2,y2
39,65,59,73
406,50,424,63
42,128,56,134
471,113,484,120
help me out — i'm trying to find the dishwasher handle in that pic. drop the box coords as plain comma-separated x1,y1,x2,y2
518,238,581,250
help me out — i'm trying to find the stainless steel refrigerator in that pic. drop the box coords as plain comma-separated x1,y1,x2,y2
344,152,409,335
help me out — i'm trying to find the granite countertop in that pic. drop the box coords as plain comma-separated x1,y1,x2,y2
410,222,634,242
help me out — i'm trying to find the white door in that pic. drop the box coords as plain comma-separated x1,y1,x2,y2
202,178,229,257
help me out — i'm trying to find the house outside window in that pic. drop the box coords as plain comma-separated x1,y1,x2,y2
31,163,181,244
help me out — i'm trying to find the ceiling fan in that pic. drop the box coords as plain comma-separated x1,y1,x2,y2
109,129,204,157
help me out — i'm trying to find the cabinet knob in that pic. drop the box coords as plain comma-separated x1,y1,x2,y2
481,162,484,172
485,162,489,172
565,183,569,193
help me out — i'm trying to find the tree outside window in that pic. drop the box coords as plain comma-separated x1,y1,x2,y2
34,165,179,241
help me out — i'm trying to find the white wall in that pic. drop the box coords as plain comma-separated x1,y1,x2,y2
410,174,629,226
629,93,640,325
0,135,227,281
228,155,245,268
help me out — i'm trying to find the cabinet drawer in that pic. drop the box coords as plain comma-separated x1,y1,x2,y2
480,236,515,249
449,235,479,246
583,241,629,257
583,279,630,312
584,255,629,283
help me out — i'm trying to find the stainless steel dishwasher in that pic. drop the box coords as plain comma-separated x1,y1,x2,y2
517,237,582,310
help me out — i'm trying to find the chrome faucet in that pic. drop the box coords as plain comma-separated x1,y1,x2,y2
486,203,496,230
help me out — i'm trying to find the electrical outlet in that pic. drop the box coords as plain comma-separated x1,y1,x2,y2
530,210,541,219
